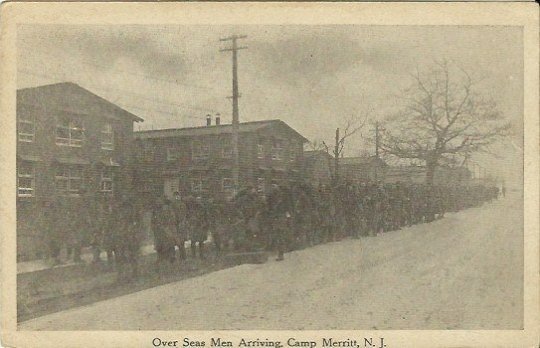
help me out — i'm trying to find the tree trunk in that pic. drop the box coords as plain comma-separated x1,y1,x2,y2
333,128,340,187
425,154,438,187
425,156,438,222
425,162,436,187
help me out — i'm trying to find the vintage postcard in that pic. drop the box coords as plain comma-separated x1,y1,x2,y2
0,2,538,348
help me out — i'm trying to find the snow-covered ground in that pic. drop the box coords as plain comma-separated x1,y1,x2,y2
19,194,523,330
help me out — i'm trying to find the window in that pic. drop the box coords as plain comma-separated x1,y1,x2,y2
141,181,153,193
271,140,282,161
100,167,114,192
192,140,209,160
18,116,35,142
55,164,83,194
166,147,177,162
56,117,84,147
17,161,34,197
257,177,265,194
191,178,203,193
164,178,180,199
289,147,296,162
257,144,264,159
141,142,154,161
222,178,235,200
101,123,114,150
222,178,234,191
271,179,280,189
222,140,232,158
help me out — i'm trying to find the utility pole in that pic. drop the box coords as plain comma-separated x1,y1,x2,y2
220,34,247,194
374,121,380,182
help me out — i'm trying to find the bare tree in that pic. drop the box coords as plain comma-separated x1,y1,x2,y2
380,60,511,186
320,114,368,186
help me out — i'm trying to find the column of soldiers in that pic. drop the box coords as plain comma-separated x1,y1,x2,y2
40,181,500,277
40,191,144,282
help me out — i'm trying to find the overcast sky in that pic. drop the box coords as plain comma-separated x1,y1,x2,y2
17,25,523,184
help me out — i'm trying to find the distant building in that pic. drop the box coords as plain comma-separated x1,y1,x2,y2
384,165,426,184
16,82,143,261
384,165,472,185
133,118,308,201
340,156,388,183
304,150,334,186
434,166,472,185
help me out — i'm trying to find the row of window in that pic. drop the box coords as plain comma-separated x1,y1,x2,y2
17,162,114,197
188,177,279,194
188,177,233,193
165,141,298,162
257,142,296,161
18,116,115,150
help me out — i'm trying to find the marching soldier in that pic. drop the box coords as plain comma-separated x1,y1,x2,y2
90,199,106,264
190,197,208,259
152,198,176,272
116,199,143,282
101,199,117,271
42,198,62,267
171,192,188,261
266,185,293,261
212,200,232,256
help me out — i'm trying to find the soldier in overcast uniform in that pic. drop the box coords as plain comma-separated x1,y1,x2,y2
266,185,293,261
152,197,176,272
116,199,143,282
42,198,62,266
190,197,208,259
171,192,188,261
101,199,117,271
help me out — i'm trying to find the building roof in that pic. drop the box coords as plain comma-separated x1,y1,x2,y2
17,82,144,122
340,156,386,166
135,119,309,142
385,165,425,175
304,150,334,159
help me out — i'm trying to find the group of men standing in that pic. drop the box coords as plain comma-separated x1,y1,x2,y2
39,180,502,281
146,181,501,267
151,192,209,269
40,190,143,282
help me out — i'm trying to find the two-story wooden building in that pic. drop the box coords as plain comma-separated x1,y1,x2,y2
16,82,143,261
133,118,308,201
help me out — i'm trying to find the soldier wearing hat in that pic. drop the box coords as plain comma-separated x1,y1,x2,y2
171,192,188,261
190,196,208,259
266,184,294,261
152,197,177,272
41,197,62,266
116,198,143,282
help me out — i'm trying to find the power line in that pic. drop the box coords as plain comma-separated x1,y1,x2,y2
123,104,203,121
18,69,220,114
19,66,257,126
85,84,220,114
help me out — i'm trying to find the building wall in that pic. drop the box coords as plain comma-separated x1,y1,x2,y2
305,152,333,186
16,98,137,261
134,124,305,202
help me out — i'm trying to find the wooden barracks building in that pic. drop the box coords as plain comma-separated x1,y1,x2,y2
16,82,143,260
133,117,308,201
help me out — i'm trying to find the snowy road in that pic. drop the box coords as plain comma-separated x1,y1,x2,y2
20,194,523,330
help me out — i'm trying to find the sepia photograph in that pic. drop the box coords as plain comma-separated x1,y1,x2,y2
0,2,538,347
